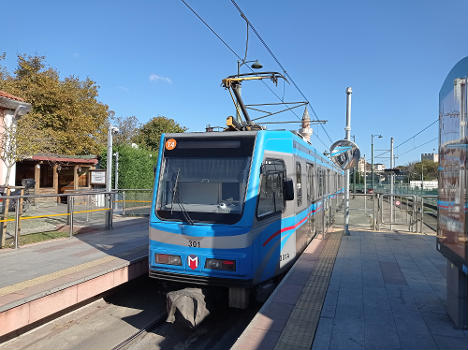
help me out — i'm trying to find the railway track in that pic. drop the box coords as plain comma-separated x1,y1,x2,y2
112,292,260,350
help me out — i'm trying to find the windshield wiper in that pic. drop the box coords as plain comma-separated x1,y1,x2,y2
169,169,194,225
170,169,181,214
178,201,194,225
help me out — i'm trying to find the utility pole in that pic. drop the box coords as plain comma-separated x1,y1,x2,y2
106,127,114,192
421,162,424,193
344,87,352,236
352,135,356,194
371,134,382,192
114,152,119,190
390,137,394,230
364,154,367,214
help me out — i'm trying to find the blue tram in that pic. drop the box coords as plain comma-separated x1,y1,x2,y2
148,129,344,307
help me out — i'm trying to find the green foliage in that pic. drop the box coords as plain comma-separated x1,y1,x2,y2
101,144,158,189
134,116,186,151
0,54,108,155
405,160,438,180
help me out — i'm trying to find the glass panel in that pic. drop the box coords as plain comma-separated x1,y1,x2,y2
257,159,285,218
438,62,468,265
157,157,251,219
296,162,302,207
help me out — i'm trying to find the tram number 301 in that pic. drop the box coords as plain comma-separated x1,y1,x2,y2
188,240,201,248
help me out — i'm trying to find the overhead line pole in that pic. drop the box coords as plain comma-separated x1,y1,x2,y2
390,137,394,230
344,87,352,236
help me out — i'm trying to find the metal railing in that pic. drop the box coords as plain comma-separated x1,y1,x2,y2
0,189,153,249
336,192,437,234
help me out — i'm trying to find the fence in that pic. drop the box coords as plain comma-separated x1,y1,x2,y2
0,189,153,249
336,192,437,234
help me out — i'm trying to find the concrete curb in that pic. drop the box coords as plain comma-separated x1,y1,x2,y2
0,253,148,338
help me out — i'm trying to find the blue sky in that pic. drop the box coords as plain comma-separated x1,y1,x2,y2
1,0,467,166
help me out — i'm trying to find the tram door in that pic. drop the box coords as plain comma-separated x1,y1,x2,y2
316,167,324,235
306,163,315,239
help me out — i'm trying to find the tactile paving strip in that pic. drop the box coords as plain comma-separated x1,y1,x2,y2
274,231,343,350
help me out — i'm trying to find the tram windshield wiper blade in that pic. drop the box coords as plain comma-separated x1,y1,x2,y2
170,168,181,214
178,201,194,225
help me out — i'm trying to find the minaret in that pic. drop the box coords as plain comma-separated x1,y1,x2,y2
300,106,313,142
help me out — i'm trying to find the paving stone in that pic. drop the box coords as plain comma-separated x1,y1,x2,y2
320,289,339,319
432,334,468,350
363,304,394,326
362,286,391,311
329,318,364,350
397,328,438,349
380,261,407,285
364,323,401,350
393,310,432,336
311,317,333,350
421,311,468,338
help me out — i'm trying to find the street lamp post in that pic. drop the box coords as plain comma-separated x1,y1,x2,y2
371,134,383,191
106,113,119,192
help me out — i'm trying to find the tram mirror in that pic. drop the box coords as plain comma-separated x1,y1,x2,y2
329,139,360,170
284,178,294,201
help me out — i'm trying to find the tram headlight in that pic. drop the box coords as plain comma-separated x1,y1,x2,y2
205,258,236,271
155,254,182,266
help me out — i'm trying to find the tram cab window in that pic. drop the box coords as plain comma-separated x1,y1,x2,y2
296,162,303,207
257,159,286,218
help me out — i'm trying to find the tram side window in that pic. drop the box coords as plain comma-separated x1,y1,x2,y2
257,159,286,218
296,162,302,207
317,168,322,198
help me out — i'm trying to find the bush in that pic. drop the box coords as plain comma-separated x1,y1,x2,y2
100,144,158,189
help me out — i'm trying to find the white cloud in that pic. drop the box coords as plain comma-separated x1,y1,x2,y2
149,73,172,84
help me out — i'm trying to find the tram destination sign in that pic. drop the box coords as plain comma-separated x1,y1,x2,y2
329,139,360,170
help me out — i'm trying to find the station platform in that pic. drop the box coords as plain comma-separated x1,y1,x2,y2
0,218,149,339
232,228,468,350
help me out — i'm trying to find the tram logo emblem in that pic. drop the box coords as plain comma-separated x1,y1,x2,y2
188,255,199,270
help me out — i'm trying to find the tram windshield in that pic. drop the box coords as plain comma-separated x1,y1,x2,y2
157,157,251,224
155,136,255,224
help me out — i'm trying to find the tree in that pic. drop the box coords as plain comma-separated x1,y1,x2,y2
406,160,438,181
134,116,186,151
111,115,141,146
0,113,57,185
0,54,108,155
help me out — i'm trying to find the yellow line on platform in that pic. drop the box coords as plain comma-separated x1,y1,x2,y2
0,255,116,297
0,208,111,223
114,200,151,203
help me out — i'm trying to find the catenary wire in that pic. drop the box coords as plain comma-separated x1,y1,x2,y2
178,0,330,150
397,137,438,158
374,118,439,159
229,0,334,144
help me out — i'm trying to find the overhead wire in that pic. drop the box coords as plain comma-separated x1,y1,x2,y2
229,0,334,144
178,0,330,150
374,118,439,159
398,137,438,158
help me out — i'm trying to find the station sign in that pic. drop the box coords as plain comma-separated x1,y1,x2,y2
329,139,360,170
90,169,106,185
